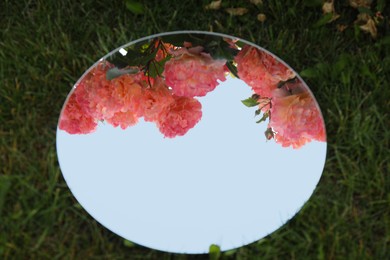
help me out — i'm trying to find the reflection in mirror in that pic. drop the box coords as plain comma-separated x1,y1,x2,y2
59,33,325,147
56,32,327,253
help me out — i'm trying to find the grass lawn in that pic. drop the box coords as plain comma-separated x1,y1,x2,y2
1,0,389,259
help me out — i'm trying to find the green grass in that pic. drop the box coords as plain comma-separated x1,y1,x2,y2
1,0,389,259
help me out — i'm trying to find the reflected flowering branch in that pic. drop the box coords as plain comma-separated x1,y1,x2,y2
236,46,326,148
59,34,326,148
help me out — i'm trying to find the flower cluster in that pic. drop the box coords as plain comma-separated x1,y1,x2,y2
60,36,326,148
59,39,229,138
164,43,227,97
235,45,295,98
58,82,97,134
268,87,326,148
235,46,326,149
156,95,202,138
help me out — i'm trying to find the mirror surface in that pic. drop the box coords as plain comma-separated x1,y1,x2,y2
56,31,327,254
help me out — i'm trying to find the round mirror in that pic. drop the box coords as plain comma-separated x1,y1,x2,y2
56,31,327,254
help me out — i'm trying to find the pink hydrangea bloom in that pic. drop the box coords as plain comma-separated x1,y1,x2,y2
105,110,138,129
156,95,202,138
81,62,122,120
105,72,148,129
138,77,175,122
60,61,153,134
164,46,227,97
59,89,97,134
269,88,326,149
110,71,145,115
83,62,147,122
235,45,295,98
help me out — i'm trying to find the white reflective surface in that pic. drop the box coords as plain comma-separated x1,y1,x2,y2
57,74,326,253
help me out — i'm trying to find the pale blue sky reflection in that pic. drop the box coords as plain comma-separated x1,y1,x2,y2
56,75,327,253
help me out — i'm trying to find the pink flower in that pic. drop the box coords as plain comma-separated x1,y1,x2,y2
110,71,145,115
138,77,175,122
60,61,154,134
82,62,122,120
156,95,202,138
83,62,148,123
164,45,227,97
105,110,138,129
269,88,326,149
105,71,147,129
235,45,295,98
59,89,97,134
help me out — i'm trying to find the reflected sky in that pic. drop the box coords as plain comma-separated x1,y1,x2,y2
56,75,327,253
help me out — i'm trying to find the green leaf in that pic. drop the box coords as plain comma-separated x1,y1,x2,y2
209,244,221,260
256,112,269,123
106,67,139,80
312,13,333,28
148,55,171,78
125,0,144,15
137,49,159,66
241,97,259,107
139,42,152,53
133,41,152,53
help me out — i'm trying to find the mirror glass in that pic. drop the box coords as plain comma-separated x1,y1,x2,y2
56,31,327,254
